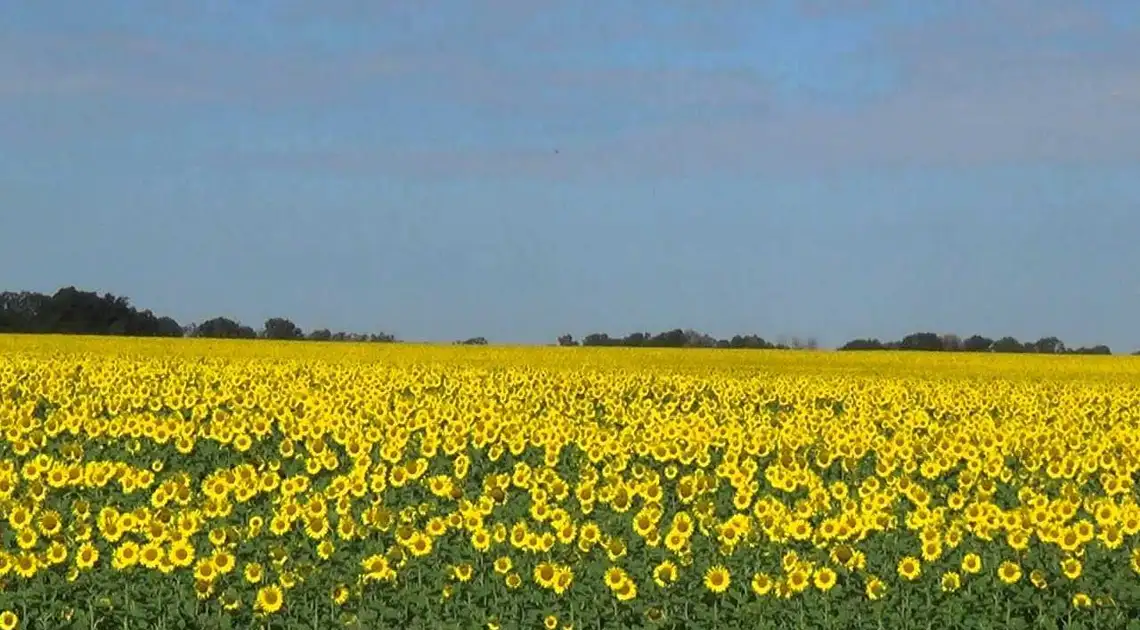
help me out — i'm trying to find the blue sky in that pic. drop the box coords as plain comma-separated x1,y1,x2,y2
3,1,1139,350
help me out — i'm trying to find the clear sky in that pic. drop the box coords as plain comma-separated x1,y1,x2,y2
2,1,1138,350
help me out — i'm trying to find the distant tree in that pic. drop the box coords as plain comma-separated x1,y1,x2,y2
1070,345,1112,355
991,336,1025,353
961,335,994,352
155,316,184,337
648,329,687,348
557,334,578,346
193,317,256,339
898,332,943,351
729,334,773,349
368,332,396,343
582,333,613,347
0,291,44,332
307,328,332,341
939,334,962,351
262,317,303,340
0,287,182,336
456,337,488,345
623,332,649,346
1030,336,1066,354
684,329,717,348
840,338,886,351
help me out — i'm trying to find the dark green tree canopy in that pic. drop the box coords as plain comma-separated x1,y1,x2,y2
0,287,181,337
262,317,303,340
1,287,396,343
0,286,1128,354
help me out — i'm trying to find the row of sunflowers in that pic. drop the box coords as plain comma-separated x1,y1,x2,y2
1,336,1139,628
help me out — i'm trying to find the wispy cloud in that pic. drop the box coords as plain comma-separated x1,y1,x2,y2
5,1,1137,178
0,30,405,104
247,1,1140,178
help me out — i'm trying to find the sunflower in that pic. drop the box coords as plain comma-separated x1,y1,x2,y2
813,567,837,592
255,585,284,614
865,577,886,601
897,556,921,581
664,531,687,553
830,545,854,567
194,579,214,601
580,523,601,545
0,611,18,630
361,555,393,582
1059,529,1081,553
787,568,810,593
408,534,432,558
553,567,574,595
534,562,557,588
921,540,943,562
604,567,628,591
426,518,447,538
614,579,638,602
653,560,678,587
453,563,474,583
269,517,290,537
703,565,731,594
16,529,36,551
961,553,982,575
633,513,656,538
13,553,36,579
244,562,264,584
751,572,773,596
1099,525,1124,549
8,507,31,531
332,584,351,605
556,523,577,546
113,541,140,571
38,510,63,537
1061,557,1082,580
605,537,627,562
997,561,1022,585
940,571,961,593
471,529,492,552
140,543,164,569
76,542,99,570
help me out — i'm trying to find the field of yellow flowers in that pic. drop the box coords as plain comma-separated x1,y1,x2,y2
1,335,1140,629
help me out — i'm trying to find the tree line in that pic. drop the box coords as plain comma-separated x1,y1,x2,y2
1,287,1135,354
0,287,395,342
557,330,814,350
837,332,1113,355
558,329,1121,355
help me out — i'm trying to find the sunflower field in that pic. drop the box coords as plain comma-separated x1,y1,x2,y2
1,335,1140,629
